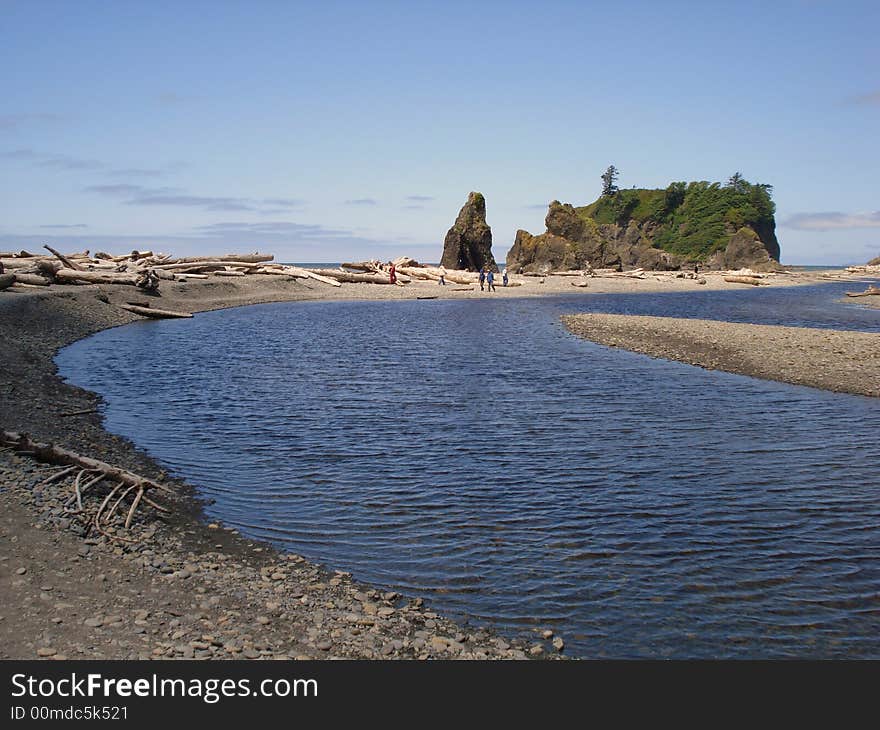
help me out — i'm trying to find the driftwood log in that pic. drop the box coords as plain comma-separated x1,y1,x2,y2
1,431,171,537
119,304,193,319
44,244,84,271
724,275,767,286
398,266,477,285
55,268,159,290
160,253,273,265
12,273,51,286
312,269,400,285
290,268,342,287
155,261,261,272
55,269,138,285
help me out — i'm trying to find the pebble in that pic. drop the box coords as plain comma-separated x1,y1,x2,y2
315,640,332,651
37,647,56,657
15,567,27,575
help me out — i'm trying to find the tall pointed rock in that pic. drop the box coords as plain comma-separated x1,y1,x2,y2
440,192,497,271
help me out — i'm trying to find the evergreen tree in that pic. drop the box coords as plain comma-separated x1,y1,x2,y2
601,165,619,196
727,172,746,192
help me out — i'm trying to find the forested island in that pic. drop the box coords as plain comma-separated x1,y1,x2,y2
507,169,781,273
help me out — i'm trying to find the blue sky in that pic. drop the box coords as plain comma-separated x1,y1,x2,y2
2,0,878,264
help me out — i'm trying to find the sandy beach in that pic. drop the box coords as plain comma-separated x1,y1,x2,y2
562,313,880,397
0,266,875,660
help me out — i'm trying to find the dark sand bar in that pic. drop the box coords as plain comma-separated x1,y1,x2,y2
563,313,880,397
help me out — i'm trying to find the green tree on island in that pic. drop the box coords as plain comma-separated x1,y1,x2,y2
727,172,746,192
601,165,619,196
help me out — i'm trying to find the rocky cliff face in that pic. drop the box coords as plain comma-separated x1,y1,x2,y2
441,192,497,272
507,190,781,273
705,226,780,271
507,201,682,273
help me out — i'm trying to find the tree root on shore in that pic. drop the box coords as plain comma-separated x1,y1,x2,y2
1,430,172,542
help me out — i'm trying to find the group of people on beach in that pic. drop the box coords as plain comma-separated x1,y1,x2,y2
477,266,508,291
434,265,509,290
382,261,510,290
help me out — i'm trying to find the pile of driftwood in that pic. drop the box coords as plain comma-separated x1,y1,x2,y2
846,285,880,298
519,267,708,287
331,259,523,287
0,247,344,295
846,264,880,276
1,248,536,308
1,430,172,542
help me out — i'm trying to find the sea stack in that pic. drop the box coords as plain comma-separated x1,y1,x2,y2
440,192,498,272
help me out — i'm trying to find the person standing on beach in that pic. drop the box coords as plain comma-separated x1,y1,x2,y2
487,269,496,292
479,267,486,291
438,265,446,285
502,267,509,287
389,262,397,285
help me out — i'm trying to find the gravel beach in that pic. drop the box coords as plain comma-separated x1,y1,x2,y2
0,267,864,660
562,313,880,397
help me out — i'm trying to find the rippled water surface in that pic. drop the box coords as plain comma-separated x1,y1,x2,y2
57,283,880,658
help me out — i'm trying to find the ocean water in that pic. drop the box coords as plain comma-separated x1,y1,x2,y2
56,282,880,658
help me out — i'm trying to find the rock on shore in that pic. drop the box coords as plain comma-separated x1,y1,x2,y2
440,192,498,272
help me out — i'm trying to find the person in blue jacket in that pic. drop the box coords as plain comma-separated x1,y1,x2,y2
479,267,486,291
486,269,496,292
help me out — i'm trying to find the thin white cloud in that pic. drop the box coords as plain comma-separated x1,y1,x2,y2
2,148,103,170
782,211,880,231
85,183,175,196
0,113,61,130
38,154,104,171
344,198,379,206
84,184,305,214
129,195,254,212
108,167,167,178
262,197,306,208
195,221,353,239
1,148,39,160
848,90,880,105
